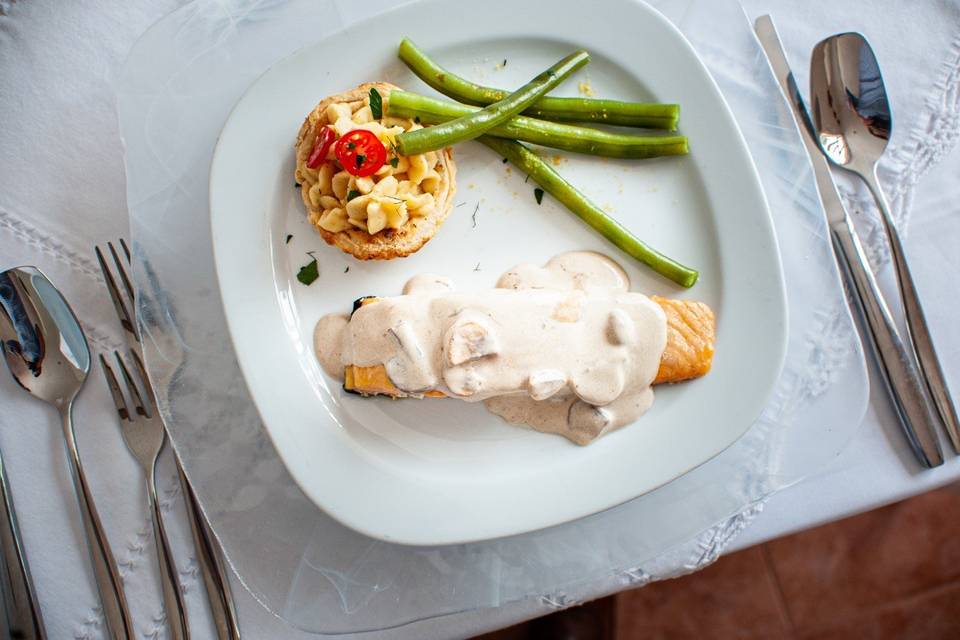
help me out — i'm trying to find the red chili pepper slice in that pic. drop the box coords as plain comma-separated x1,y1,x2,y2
334,129,387,177
306,125,337,169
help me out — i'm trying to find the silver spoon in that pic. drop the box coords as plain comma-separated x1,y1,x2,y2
0,271,47,640
0,267,134,639
810,33,960,453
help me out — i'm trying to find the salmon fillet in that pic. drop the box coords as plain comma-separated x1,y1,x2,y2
650,296,716,385
342,296,715,396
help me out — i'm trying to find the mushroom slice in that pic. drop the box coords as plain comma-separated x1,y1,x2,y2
444,315,500,366
527,369,567,401
567,401,613,442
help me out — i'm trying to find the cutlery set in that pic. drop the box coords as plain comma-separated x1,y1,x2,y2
0,244,239,639
755,17,958,468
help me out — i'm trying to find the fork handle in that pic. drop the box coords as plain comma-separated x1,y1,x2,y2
177,462,240,639
59,403,135,640
864,169,960,452
0,447,45,639
148,476,190,640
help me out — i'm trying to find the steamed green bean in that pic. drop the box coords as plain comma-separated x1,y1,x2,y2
395,50,589,156
480,136,698,287
388,91,688,159
398,38,679,130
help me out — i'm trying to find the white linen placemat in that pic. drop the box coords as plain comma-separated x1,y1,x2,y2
1,0,958,637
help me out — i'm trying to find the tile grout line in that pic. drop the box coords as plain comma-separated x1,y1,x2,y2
761,544,798,637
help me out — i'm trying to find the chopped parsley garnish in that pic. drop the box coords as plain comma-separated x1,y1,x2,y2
344,266,350,273
296,253,319,285
346,141,356,151
502,59,507,67
414,115,421,124
534,188,544,205
347,189,361,201
285,234,293,244
369,87,383,119
355,154,366,169
390,156,399,168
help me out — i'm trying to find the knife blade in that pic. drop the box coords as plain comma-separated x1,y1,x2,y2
754,15,943,468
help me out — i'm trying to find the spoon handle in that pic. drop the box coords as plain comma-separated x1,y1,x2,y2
831,217,943,467
0,448,46,639
864,170,960,452
59,404,135,640
148,471,190,640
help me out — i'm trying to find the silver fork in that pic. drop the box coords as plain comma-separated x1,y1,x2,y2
100,351,189,639
96,240,240,640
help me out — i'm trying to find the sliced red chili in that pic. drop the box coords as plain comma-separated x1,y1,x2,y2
334,129,387,177
306,125,337,169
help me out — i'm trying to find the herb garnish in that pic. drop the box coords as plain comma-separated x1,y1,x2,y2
502,158,508,164
297,252,319,285
369,87,383,119
472,202,479,228
355,154,365,169
390,156,399,168
473,262,481,271
347,189,361,201
344,266,350,273
414,115,421,124
285,234,293,244
534,188,544,205
502,59,507,67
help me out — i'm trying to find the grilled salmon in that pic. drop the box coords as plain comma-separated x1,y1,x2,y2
342,296,715,397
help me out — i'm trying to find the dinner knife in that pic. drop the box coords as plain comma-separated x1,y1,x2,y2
754,16,944,468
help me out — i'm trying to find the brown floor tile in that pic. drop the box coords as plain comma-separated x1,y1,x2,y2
614,547,791,639
797,581,960,640
766,487,960,629
474,596,615,640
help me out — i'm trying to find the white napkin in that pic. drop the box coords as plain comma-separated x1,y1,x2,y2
1,1,959,638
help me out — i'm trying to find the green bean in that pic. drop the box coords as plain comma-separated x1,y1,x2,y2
398,38,679,130
388,91,687,159
395,50,589,156
480,136,698,287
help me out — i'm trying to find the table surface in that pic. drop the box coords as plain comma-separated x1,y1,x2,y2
1,0,959,638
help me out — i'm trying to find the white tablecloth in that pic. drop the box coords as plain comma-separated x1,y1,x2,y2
1,1,958,638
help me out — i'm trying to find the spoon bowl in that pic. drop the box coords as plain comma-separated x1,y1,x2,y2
0,267,90,406
809,32,891,175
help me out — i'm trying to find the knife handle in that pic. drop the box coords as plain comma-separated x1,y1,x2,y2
830,218,943,467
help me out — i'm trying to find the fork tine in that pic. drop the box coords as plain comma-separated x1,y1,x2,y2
127,348,158,415
113,351,149,419
96,245,136,337
119,238,132,263
108,241,136,310
99,353,132,421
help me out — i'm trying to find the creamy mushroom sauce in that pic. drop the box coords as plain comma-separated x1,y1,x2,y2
315,252,668,445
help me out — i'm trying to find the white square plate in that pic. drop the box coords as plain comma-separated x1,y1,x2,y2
210,0,787,545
